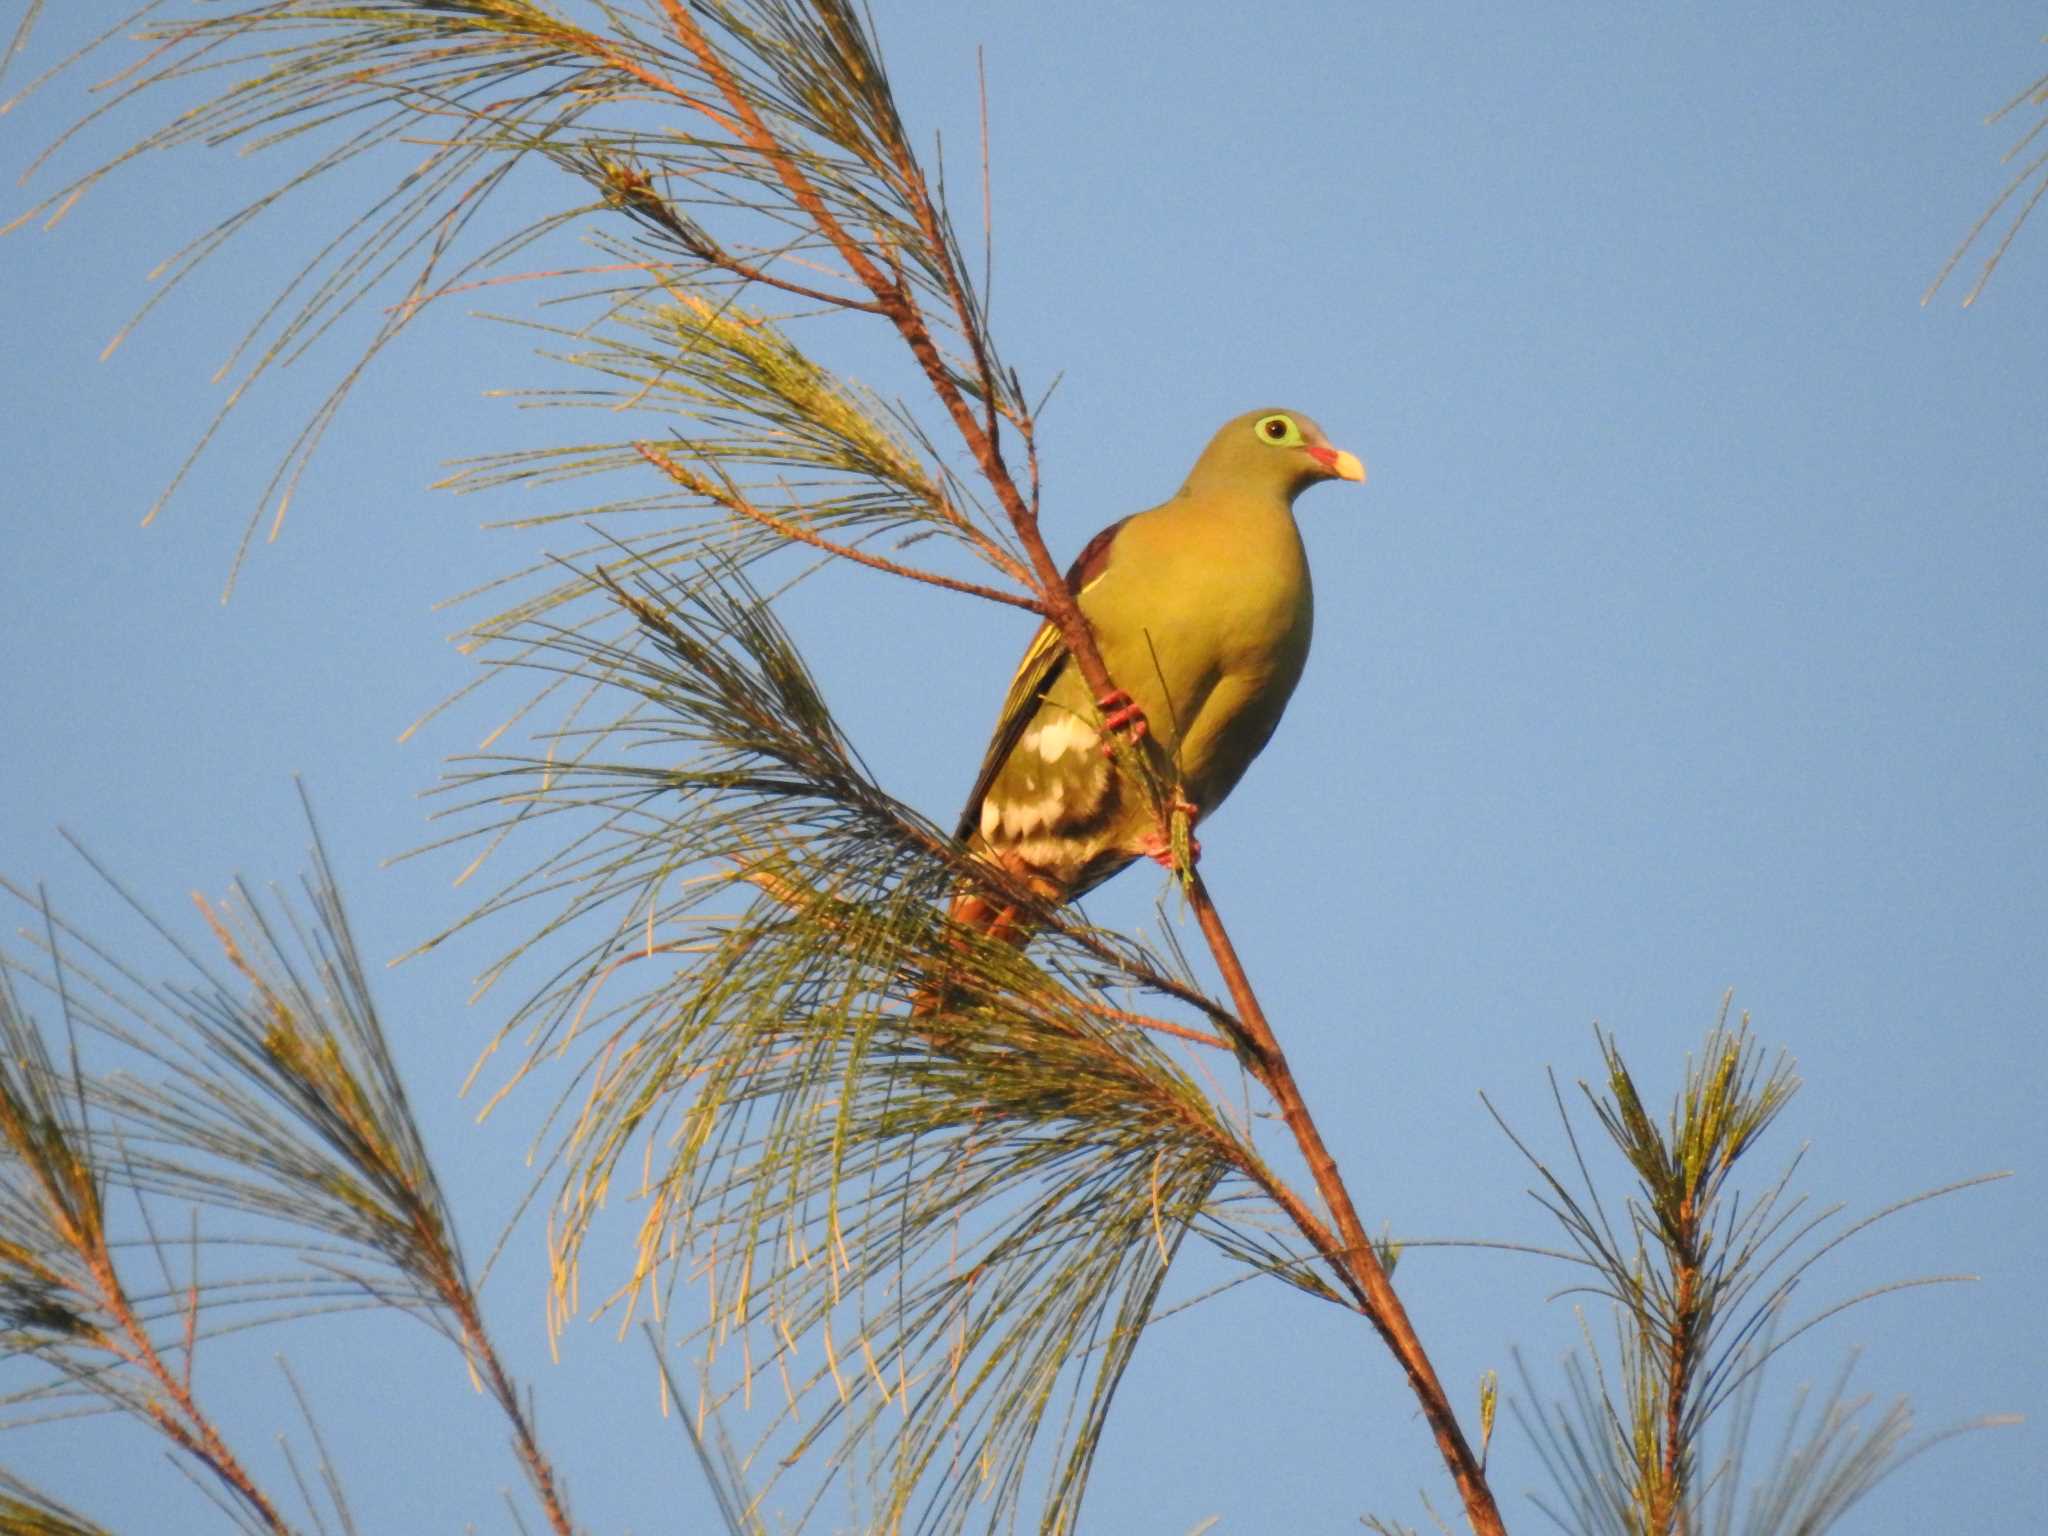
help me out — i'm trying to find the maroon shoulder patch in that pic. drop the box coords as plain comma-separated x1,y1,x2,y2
1064,516,1127,593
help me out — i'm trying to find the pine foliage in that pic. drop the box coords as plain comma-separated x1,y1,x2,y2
0,5,2010,1534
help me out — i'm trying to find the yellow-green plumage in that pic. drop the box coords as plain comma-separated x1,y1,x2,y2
953,408,1364,921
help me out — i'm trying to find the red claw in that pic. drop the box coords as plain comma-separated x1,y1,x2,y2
1097,688,1148,754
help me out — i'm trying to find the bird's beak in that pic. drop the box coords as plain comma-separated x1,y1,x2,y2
1306,443,1367,483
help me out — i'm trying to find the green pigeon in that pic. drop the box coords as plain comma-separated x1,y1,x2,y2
950,408,1364,937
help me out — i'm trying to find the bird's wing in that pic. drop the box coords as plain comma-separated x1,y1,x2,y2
1062,516,1126,595
953,619,1071,842
952,517,1130,842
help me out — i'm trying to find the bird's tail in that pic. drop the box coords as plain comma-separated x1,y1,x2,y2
908,865,1052,1018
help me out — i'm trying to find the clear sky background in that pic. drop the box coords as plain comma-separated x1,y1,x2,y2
3,3,2042,1532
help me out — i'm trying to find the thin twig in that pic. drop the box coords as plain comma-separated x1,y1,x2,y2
1065,995,1228,1052
635,443,1044,613
977,47,993,325
668,223,888,313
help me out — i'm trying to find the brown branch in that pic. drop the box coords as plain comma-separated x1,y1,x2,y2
81,1239,291,1534
635,443,1044,614
436,1246,577,1536
652,2,1116,703
655,1,898,296
1187,873,1508,1536
1655,1197,1703,1535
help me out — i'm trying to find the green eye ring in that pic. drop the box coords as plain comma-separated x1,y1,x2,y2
1253,413,1301,446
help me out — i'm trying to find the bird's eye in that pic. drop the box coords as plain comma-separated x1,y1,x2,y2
1253,413,1300,446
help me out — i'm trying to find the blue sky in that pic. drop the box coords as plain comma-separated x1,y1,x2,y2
3,3,2042,1532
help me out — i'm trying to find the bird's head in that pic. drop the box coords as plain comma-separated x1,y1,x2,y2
1183,408,1367,502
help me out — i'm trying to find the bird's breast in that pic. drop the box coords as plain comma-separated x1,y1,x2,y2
1088,508,1313,779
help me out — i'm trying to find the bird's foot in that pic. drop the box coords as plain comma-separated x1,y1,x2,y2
1097,688,1149,754
1142,798,1201,869
1143,836,1200,869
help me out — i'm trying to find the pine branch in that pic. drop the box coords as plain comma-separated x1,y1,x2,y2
0,807,579,1536
0,900,292,1535
605,14,1503,1520
1501,1006,2008,1535
14,4,1505,1527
